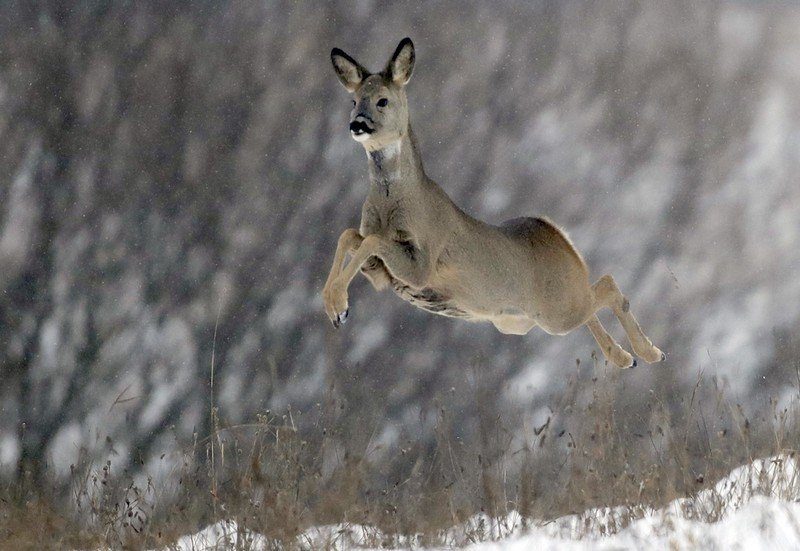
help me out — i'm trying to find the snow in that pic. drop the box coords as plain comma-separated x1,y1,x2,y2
0,432,20,475
154,454,800,550
464,499,800,551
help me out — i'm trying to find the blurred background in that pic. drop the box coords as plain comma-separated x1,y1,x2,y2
1,0,799,493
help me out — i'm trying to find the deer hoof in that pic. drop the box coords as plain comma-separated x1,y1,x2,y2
335,309,349,326
661,351,666,362
630,358,637,369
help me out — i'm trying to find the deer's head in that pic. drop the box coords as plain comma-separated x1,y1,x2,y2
331,38,415,150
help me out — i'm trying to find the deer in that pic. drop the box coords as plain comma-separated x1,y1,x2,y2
322,38,665,369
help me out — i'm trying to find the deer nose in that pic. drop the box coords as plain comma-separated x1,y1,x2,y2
349,119,374,135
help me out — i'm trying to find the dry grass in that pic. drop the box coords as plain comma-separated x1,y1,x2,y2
2,360,799,550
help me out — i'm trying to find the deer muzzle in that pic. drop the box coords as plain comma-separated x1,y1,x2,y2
349,117,374,137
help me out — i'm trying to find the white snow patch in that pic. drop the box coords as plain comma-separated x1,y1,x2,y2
266,281,306,330
480,186,510,214
0,433,20,474
163,520,268,550
347,320,388,363
47,422,83,477
144,454,800,551
462,498,800,550
0,141,40,284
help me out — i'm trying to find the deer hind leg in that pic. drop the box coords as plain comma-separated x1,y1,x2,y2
592,274,665,364
585,315,635,368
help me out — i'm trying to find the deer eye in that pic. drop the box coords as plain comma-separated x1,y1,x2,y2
377,98,389,108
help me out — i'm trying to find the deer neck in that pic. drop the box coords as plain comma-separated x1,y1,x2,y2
365,125,425,198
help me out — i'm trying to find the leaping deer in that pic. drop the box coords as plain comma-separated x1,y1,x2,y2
322,38,665,368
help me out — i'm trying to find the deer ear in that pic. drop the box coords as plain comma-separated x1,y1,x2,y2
386,37,415,86
331,48,369,92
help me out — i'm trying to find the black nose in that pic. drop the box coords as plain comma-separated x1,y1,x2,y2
350,120,374,135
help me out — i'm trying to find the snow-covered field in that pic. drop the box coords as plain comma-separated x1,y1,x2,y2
161,455,800,550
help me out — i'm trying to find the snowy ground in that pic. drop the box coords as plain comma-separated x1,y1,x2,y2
163,455,800,550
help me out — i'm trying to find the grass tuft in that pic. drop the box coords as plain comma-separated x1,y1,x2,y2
2,359,799,549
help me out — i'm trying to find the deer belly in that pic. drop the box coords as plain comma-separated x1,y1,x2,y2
390,280,469,318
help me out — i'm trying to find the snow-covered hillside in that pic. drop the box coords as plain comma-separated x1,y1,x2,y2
160,455,799,550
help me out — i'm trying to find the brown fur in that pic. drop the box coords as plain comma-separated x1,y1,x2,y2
324,39,664,368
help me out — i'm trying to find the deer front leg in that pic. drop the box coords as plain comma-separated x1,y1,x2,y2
325,234,430,327
322,229,364,327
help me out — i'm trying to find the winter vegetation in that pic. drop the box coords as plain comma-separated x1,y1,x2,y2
149,454,800,550
2,370,799,548
1,0,800,548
